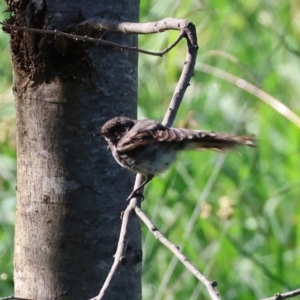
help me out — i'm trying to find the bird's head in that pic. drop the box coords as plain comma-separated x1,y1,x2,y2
96,116,137,143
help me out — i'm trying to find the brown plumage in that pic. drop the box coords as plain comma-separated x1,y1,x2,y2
98,116,256,200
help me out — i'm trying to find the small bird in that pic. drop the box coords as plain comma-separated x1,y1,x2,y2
97,116,256,200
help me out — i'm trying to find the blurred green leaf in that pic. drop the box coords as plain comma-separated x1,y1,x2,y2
140,1,300,299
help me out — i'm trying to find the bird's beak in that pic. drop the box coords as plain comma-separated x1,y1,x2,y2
93,132,102,138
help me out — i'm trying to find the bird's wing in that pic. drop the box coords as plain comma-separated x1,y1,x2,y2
116,119,211,151
117,119,255,152
117,119,172,152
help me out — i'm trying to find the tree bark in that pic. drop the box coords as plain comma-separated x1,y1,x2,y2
9,0,141,299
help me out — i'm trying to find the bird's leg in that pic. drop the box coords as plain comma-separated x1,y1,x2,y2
126,175,154,202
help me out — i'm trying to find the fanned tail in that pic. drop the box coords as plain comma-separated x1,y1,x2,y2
153,127,256,151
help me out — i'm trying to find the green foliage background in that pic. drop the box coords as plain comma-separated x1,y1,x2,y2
1,0,300,299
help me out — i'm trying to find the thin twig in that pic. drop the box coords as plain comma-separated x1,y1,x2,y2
261,288,300,300
0,22,184,57
90,176,145,300
162,22,198,126
134,206,220,300
77,17,192,35
91,18,205,300
103,17,218,300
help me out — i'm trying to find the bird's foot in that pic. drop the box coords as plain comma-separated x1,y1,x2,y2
126,175,153,202
126,189,145,202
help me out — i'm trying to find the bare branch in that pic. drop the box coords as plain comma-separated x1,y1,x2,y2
0,21,185,57
162,21,198,126
261,289,300,300
94,16,217,300
90,17,202,300
76,17,193,34
89,196,140,300
134,206,220,300
77,17,198,126
90,176,145,300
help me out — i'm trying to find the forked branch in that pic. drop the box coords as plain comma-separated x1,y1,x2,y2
135,206,220,300
0,18,188,57
85,17,219,300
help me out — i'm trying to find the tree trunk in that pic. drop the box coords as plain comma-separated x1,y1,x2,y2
9,0,141,299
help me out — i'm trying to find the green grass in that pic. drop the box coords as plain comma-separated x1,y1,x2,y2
1,0,300,299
